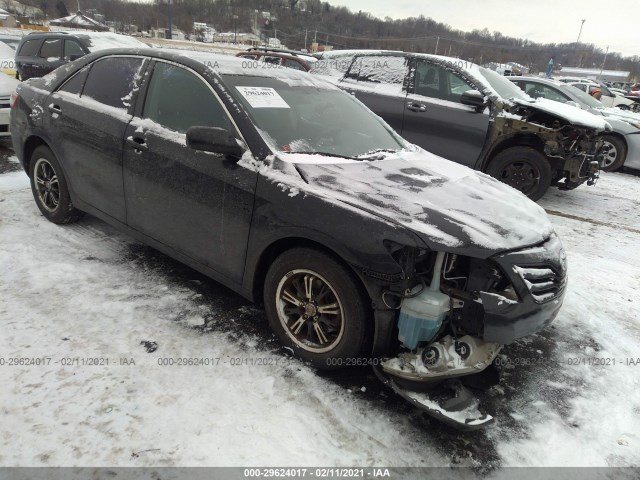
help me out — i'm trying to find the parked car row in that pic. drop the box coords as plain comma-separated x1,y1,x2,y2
10,47,572,429
555,76,640,112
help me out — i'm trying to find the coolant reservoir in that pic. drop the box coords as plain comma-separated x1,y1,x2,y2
397,252,450,350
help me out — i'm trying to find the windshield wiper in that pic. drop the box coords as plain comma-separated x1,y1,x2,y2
356,148,403,160
284,151,360,160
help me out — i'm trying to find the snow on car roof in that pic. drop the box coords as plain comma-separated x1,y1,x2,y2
169,49,336,88
76,32,150,52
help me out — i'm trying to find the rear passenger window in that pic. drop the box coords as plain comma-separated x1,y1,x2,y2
143,62,232,134
19,39,41,56
82,57,144,110
39,39,61,59
345,55,407,85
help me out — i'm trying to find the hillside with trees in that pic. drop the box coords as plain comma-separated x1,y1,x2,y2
18,0,640,78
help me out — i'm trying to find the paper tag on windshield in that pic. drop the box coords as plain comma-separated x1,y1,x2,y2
236,86,290,109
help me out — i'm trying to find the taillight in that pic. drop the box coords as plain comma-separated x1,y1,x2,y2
10,91,19,108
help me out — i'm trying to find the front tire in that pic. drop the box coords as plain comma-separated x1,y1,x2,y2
486,147,552,201
29,146,83,224
264,248,369,370
599,134,627,172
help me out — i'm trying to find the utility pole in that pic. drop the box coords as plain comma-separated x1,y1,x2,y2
576,18,586,45
575,18,585,66
434,36,439,55
167,0,172,40
304,29,307,50
599,46,609,80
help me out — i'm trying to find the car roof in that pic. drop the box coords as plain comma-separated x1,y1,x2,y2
237,51,307,62
45,48,336,88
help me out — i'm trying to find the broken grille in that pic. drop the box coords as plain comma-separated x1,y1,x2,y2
513,265,566,303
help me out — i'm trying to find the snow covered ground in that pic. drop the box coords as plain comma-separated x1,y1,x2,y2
1,145,639,470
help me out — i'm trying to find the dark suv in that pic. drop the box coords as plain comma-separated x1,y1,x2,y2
15,31,148,80
311,51,609,200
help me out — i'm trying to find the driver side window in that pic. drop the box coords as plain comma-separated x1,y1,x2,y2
414,61,473,103
143,62,233,134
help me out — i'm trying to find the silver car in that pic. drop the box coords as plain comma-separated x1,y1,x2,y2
510,76,640,171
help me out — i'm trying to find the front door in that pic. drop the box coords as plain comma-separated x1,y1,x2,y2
401,59,490,168
123,60,258,282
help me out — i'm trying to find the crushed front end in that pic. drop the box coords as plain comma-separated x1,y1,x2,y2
372,234,567,430
493,103,604,190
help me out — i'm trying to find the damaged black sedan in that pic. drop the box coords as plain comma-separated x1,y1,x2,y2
11,49,567,429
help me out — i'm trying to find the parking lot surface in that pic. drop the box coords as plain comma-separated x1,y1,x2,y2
1,142,639,469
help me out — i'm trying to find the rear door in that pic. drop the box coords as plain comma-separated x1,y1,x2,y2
122,60,258,282
339,54,409,134
15,38,42,80
401,58,490,167
45,55,146,222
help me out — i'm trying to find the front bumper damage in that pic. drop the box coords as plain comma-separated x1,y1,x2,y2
373,235,567,430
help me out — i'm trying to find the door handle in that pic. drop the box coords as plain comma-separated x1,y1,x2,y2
126,135,148,152
406,101,427,112
48,104,61,115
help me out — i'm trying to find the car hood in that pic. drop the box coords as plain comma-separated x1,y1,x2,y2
599,107,640,124
285,149,554,259
512,97,611,131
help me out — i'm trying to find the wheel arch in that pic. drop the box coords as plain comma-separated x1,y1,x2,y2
602,131,628,148
22,135,52,175
249,236,375,306
482,134,546,172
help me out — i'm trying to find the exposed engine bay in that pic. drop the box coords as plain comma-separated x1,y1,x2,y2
493,104,603,189
375,239,566,429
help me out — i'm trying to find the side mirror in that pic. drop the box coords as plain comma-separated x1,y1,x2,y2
461,89,487,111
566,101,581,109
69,54,83,61
186,126,245,158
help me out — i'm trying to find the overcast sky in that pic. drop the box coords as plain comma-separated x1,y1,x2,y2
329,0,636,57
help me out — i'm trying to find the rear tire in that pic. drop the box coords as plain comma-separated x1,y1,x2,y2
29,146,83,224
263,248,369,370
598,134,627,172
486,147,552,201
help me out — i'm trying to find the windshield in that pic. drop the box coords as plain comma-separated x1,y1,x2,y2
560,84,603,109
223,75,406,158
479,67,530,101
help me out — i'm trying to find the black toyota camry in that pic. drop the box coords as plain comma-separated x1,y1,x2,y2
10,48,567,429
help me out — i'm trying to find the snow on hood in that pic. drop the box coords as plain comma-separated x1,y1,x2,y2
273,149,554,258
513,97,611,131
599,107,640,124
